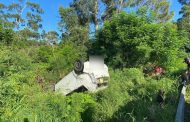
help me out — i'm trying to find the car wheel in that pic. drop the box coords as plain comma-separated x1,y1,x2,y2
74,60,84,74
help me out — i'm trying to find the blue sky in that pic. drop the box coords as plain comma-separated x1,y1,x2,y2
0,0,183,32
170,0,182,20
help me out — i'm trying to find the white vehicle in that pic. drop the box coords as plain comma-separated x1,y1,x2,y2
55,57,109,95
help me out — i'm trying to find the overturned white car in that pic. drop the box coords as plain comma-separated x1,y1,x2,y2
55,56,109,95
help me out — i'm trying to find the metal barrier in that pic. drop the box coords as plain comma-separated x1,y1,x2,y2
175,86,187,122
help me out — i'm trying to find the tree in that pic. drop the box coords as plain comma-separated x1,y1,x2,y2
0,0,44,41
17,28,40,41
44,31,59,45
133,0,174,23
60,0,173,35
25,1,44,31
177,0,190,52
0,26,14,45
70,0,134,31
93,12,186,71
177,0,190,30
177,4,190,30
0,0,43,30
0,2,14,28
58,7,79,33
58,6,89,51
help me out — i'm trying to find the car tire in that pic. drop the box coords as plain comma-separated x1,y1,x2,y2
74,60,84,74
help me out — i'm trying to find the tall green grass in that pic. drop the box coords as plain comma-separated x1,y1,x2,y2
0,68,179,122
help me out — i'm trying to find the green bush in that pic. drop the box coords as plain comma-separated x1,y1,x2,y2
94,12,187,72
82,68,179,122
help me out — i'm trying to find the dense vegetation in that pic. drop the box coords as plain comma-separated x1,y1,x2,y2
1,0,190,121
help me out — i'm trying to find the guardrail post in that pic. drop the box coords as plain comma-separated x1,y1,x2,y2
175,86,186,122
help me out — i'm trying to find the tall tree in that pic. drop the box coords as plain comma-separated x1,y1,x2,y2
0,0,43,30
101,0,173,23
71,0,100,30
58,6,89,50
26,1,44,31
70,0,136,30
177,0,190,51
58,7,79,32
133,0,174,23
66,0,173,32
0,0,44,38
6,0,26,29
177,0,190,27
0,3,14,28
